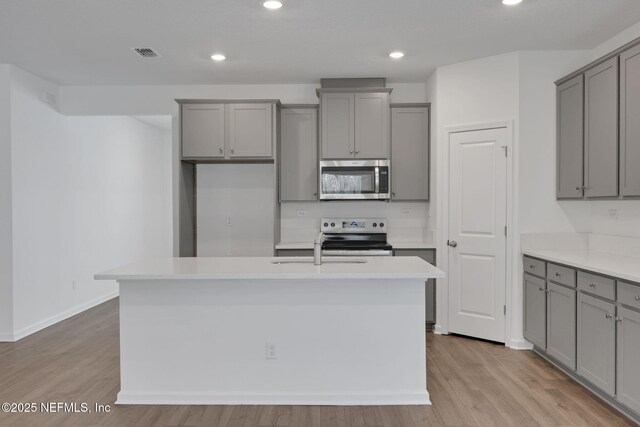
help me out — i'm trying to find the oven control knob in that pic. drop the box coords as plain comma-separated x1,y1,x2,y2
330,222,335,227
379,222,384,228
373,223,377,227
323,222,329,227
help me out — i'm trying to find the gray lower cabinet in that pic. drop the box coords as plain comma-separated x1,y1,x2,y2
617,306,640,414
275,249,313,257
524,273,546,349
181,103,226,158
577,292,616,396
584,57,619,198
391,249,436,328
556,75,584,199
391,105,430,201
280,107,318,201
620,44,640,197
546,282,576,370
228,104,273,158
354,92,389,159
321,92,355,159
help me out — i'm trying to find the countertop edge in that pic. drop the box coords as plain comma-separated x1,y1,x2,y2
95,272,446,281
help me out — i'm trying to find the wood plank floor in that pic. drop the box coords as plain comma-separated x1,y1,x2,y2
0,298,635,427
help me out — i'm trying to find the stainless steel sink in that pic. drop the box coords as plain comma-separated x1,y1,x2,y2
270,257,367,265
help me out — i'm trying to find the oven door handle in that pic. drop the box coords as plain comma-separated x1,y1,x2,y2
374,166,380,193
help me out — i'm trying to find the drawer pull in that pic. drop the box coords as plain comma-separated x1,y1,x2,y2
555,272,561,277
589,283,596,288
605,313,613,319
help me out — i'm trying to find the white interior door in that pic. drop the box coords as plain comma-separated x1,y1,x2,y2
448,127,507,342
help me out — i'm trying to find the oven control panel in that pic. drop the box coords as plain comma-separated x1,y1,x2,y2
320,218,388,233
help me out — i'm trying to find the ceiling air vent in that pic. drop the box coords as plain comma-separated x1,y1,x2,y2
132,47,160,58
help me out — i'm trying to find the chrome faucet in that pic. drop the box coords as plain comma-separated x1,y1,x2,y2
314,232,325,265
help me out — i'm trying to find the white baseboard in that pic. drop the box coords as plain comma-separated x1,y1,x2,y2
506,338,534,350
7,291,119,342
0,333,15,342
116,390,431,406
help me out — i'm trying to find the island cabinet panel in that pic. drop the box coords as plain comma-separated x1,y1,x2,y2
391,106,430,201
557,75,585,199
524,273,546,349
229,103,273,158
275,249,313,257
394,249,436,327
321,93,355,159
577,292,616,396
280,107,318,201
181,103,226,158
546,282,576,370
354,92,389,159
584,57,619,198
617,306,640,414
620,44,640,197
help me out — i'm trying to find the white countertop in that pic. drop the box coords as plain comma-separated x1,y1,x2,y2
96,256,445,281
275,240,436,250
522,249,640,284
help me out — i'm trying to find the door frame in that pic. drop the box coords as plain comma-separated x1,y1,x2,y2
437,120,515,346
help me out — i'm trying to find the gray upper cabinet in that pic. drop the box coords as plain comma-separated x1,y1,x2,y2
524,273,546,349
577,292,616,396
280,107,318,201
546,282,576,370
556,75,584,199
584,57,619,198
320,90,391,160
229,103,273,158
354,92,390,159
391,106,430,201
617,305,640,414
321,93,355,159
181,104,226,158
620,44,640,197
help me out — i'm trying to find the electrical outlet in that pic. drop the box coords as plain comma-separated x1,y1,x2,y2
265,342,277,359
609,209,619,219
296,210,307,217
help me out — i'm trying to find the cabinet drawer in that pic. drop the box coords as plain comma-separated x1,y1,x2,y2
577,271,615,301
618,281,640,311
547,263,576,288
523,257,546,278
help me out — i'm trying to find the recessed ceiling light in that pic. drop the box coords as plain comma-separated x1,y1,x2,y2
502,0,522,5
263,0,283,9
211,54,226,61
389,51,405,59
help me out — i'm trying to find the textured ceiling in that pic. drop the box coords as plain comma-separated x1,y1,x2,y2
1,0,639,85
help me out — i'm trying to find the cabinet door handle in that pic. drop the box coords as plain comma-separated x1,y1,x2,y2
529,265,535,269
219,147,223,154
605,313,613,319
313,192,317,196
576,186,582,191
355,150,359,154
392,191,396,196
635,296,640,301
350,150,354,154
616,317,623,323
555,272,561,277
589,282,596,288
538,287,544,292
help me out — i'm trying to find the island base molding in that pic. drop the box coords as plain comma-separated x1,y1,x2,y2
117,278,429,406
116,391,430,406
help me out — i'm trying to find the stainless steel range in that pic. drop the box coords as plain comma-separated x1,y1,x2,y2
320,218,393,256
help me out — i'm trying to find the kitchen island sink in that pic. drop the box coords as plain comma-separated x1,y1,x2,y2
96,256,444,406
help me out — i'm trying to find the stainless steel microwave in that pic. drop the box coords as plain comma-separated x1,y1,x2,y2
319,160,390,200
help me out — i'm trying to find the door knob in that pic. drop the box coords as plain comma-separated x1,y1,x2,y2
447,240,458,248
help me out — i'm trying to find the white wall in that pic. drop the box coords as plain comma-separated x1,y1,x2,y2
7,66,173,339
0,65,14,339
